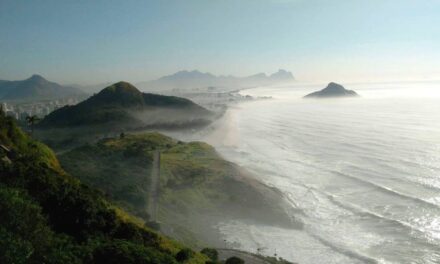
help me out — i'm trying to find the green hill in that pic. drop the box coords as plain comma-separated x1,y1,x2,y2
0,109,208,264
59,133,299,247
38,82,212,128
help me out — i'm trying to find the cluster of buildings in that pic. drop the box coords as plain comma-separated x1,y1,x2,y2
1,97,82,121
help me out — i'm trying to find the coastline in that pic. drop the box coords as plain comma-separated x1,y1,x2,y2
166,91,305,257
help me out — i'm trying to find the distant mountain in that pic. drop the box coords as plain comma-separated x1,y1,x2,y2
0,74,85,101
270,69,295,80
38,81,212,128
137,69,295,91
304,82,359,98
158,70,216,82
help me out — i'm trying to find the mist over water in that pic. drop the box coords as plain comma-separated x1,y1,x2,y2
195,82,440,263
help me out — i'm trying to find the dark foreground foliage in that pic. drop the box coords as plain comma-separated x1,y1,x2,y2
0,109,200,263
225,256,245,264
200,248,218,261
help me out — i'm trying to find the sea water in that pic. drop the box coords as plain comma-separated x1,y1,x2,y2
201,82,440,264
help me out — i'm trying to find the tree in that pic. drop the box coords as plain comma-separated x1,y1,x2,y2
26,115,40,135
225,256,244,264
201,248,218,261
175,248,194,262
91,240,177,264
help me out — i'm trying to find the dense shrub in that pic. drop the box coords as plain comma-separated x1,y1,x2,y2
201,248,218,261
0,185,82,264
90,240,176,264
225,256,245,264
175,248,194,262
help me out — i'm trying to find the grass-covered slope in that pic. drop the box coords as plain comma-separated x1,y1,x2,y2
59,133,298,247
0,110,208,264
38,81,212,128
58,137,155,216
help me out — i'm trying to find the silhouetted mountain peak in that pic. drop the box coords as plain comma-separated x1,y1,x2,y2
325,82,345,92
0,75,84,101
304,82,359,98
26,74,47,82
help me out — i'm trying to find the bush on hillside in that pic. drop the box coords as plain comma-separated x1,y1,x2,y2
225,256,245,264
175,248,194,262
201,248,218,261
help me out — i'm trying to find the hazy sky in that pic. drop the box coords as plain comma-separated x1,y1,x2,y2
1,0,439,84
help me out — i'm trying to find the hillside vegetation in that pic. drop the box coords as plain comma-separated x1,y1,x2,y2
0,109,208,264
59,133,299,247
38,81,213,128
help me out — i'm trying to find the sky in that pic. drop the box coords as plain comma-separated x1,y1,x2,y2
0,0,439,84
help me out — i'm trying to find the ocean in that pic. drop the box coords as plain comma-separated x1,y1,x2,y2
197,82,440,264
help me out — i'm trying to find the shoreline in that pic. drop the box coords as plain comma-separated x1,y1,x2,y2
170,93,304,261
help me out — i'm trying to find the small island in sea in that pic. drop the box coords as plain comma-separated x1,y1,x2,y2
304,82,359,98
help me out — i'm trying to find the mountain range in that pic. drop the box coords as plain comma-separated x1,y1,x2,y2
0,70,295,101
38,81,212,129
137,69,295,91
0,74,85,101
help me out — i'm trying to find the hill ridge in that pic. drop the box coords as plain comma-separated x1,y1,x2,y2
38,81,212,128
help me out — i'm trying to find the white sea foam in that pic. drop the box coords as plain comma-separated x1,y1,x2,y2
200,82,440,263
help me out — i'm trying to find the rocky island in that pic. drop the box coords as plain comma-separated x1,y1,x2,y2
304,82,359,98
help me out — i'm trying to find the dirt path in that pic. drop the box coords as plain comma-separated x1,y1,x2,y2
147,150,160,221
